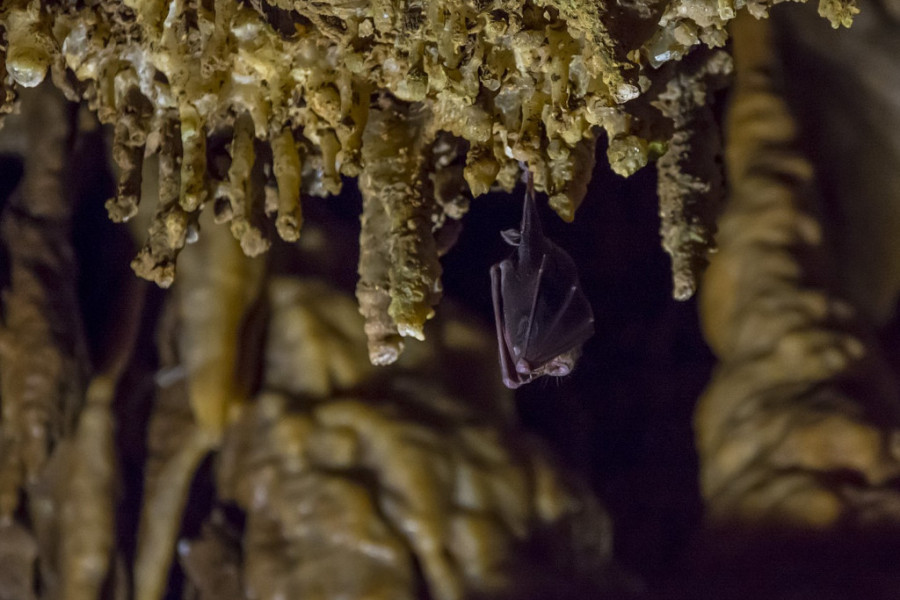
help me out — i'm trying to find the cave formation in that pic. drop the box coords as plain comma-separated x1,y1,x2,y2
2,0,900,598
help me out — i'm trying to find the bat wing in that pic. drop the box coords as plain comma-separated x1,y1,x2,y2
518,243,594,367
497,241,594,373
491,260,527,388
491,173,594,388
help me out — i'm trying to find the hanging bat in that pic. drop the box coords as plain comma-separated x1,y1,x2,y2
490,172,595,389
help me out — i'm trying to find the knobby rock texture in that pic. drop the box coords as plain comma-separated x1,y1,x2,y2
1,0,898,599
0,0,856,358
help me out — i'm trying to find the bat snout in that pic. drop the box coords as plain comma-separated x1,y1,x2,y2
545,361,572,377
542,351,579,378
516,354,574,379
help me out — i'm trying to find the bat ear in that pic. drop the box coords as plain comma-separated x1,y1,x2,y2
501,229,522,246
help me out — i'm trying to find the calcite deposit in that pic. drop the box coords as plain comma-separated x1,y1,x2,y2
691,10,900,596
0,0,857,360
0,0,891,598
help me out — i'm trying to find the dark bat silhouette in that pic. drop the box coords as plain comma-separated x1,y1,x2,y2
490,172,595,389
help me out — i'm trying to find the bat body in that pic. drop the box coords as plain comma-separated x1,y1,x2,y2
491,174,595,389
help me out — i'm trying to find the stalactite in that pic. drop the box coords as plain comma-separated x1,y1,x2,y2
131,114,194,287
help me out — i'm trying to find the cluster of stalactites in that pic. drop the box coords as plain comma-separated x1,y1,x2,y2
0,0,862,357
109,97,304,288
0,0,635,222
0,0,626,365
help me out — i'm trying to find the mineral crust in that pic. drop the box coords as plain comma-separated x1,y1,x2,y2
0,0,858,351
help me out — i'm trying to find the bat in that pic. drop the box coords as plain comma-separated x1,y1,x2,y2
490,171,595,389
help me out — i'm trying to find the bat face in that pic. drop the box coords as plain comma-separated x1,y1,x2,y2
491,175,595,389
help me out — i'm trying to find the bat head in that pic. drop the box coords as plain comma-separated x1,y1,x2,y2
508,346,583,386
517,347,582,377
